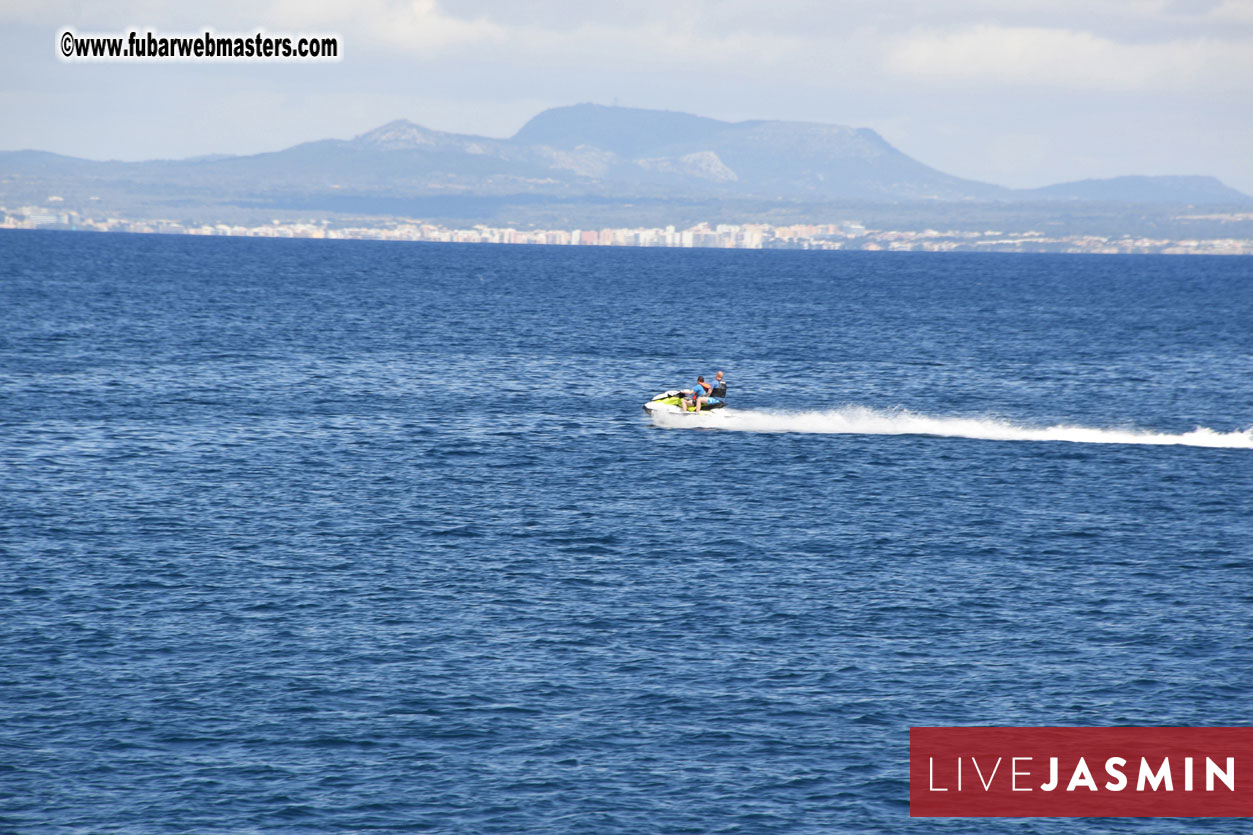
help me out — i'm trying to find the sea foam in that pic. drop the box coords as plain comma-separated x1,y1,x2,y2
649,405,1253,448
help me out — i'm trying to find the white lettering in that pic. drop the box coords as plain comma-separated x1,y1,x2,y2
1067,757,1098,791
972,757,1002,791
1040,757,1058,791
1138,758,1173,791
1012,757,1032,791
1207,757,1235,792
1185,756,1193,791
928,757,948,791
1104,757,1128,791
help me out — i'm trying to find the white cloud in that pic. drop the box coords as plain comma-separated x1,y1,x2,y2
884,24,1253,92
260,0,507,54
1210,0,1253,22
0,0,506,52
2,0,1251,192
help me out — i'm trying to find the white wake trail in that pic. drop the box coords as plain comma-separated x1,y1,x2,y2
649,405,1253,449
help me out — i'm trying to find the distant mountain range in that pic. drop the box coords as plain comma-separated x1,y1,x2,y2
1,104,1248,227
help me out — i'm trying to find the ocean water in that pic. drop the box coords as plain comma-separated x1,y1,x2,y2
1,229,1251,833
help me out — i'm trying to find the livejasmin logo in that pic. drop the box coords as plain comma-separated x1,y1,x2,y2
928,753,1234,793
910,727,1253,817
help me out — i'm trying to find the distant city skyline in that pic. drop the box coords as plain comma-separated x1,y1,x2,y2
8,205,1252,256
3,0,1253,194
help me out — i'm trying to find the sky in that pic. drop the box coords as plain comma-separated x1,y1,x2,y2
3,0,1252,193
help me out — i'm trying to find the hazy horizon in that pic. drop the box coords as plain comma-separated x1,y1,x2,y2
3,1,1252,194
5,101,1249,199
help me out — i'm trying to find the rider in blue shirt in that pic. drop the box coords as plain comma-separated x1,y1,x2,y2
685,376,711,411
709,371,726,400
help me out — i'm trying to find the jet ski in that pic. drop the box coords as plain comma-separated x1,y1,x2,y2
643,389,727,415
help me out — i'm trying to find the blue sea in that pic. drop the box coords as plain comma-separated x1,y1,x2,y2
2,229,1251,834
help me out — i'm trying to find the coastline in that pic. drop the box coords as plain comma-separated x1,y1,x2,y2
6,213,1253,255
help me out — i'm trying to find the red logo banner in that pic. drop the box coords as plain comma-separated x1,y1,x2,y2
911,727,1253,817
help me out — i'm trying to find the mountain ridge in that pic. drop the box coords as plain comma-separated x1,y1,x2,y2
1,104,1248,229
